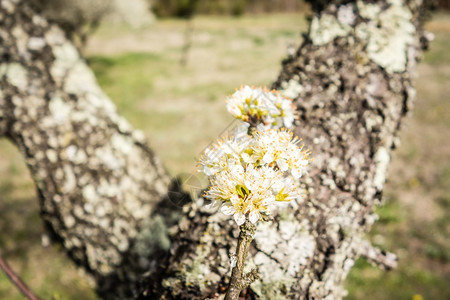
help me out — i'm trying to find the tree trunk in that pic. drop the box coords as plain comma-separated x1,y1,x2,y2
0,0,430,299
0,1,183,298
140,0,430,299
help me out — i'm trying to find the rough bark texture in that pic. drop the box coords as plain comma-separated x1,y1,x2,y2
0,0,431,299
0,1,181,298
141,0,430,299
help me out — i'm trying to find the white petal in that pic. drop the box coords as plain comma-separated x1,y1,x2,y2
230,194,240,205
241,153,251,163
292,168,302,178
272,180,284,192
234,213,246,226
203,167,214,176
234,122,250,138
244,179,253,191
277,159,289,171
300,158,309,167
263,152,274,164
231,164,244,176
283,115,294,128
227,103,242,116
249,211,259,224
205,200,220,209
256,123,268,132
263,196,275,206
221,204,236,215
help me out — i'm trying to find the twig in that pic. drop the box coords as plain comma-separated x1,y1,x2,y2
0,252,41,300
225,221,259,300
359,239,398,270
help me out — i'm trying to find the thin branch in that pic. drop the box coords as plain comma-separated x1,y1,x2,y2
225,221,258,300
359,240,398,270
241,268,260,289
0,252,41,300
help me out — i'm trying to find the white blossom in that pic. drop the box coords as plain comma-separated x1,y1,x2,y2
251,129,311,179
198,87,312,226
225,85,296,129
198,134,252,176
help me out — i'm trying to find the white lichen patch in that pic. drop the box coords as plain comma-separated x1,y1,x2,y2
46,149,58,163
65,62,103,95
125,198,151,219
82,185,98,202
11,26,27,56
44,26,66,46
49,95,71,125
50,42,80,81
132,129,147,143
86,92,117,115
0,63,28,90
309,2,415,73
97,179,120,198
357,1,381,20
163,246,212,293
65,145,88,164
337,3,356,26
95,146,124,170
355,1,415,73
1,0,15,13
134,216,170,258
63,214,76,228
254,220,316,292
280,79,304,99
62,164,77,192
388,0,405,6
32,14,48,27
310,14,351,46
251,252,294,300
254,222,282,254
373,146,390,191
111,134,133,155
327,201,356,232
86,244,119,275
28,37,45,51
116,116,133,133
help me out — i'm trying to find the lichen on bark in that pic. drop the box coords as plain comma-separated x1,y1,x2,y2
309,0,417,73
0,0,433,299
141,0,431,299
0,1,174,298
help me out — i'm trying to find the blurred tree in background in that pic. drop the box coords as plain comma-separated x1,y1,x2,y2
31,0,154,47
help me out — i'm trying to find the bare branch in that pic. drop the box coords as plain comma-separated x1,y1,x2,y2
359,240,398,270
0,252,41,300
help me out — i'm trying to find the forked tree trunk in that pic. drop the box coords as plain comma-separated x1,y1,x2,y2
0,1,177,298
0,0,430,299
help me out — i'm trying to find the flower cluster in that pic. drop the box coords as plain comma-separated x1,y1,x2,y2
198,127,310,226
225,85,296,129
198,86,310,226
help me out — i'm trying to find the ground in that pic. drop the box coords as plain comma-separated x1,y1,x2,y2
0,12,449,300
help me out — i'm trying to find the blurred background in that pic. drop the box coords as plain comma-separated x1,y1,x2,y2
0,0,449,299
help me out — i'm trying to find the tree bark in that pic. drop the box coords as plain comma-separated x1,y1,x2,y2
0,0,431,299
0,1,183,298
140,0,430,299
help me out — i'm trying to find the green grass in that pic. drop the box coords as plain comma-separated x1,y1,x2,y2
346,259,450,300
1,12,450,300
422,32,450,65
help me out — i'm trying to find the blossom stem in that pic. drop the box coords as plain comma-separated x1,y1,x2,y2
225,221,259,300
247,124,257,137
